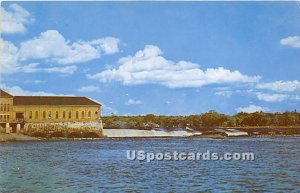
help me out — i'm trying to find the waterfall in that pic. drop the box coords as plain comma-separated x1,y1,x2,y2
103,129,202,138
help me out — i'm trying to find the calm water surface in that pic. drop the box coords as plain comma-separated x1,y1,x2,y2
0,137,299,192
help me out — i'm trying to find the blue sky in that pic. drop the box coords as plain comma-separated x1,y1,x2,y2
1,2,300,115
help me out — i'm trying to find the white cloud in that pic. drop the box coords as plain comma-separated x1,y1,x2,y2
89,37,120,54
77,85,101,93
43,66,77,74
256,80,300,92
0,4,33,34
24,80,45,84
280,36,300,48
256,92,288,102
215,90,233,97
88,45,260,88
0,38,19,73
0,30,120,75
0,84,69,96
236,104,269,113
18,63,77,74
0,39,77,74
18,30,120,64
125,99,143,105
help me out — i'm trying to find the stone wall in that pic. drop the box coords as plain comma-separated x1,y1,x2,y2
23,121,104,137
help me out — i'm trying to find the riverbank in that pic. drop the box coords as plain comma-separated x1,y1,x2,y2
0,133,39,143
1,132,300,143
0,133,107,143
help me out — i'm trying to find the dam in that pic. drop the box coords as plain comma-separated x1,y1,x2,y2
103,129,202,138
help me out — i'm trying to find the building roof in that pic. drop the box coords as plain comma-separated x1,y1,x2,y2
13,96,101,106
0,89,13,98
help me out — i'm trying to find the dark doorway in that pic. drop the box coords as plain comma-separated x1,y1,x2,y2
16,113,24,123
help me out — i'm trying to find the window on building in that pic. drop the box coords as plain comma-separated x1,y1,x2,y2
0,104,2,111
0,115,2,122
76,111,79,119
88,111,91,118
69,111,72,119
48,111,52,119
7,115,9,121
63,111,66,119
43,111,46,119
82,111,84,119
29,111,32,119
95,111,98,118
4,115,6,121
56,111,59,119
35,111,38,119
4,104,6,112
7,104,9,111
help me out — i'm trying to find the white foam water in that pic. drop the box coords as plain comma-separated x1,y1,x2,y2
103,129,201,138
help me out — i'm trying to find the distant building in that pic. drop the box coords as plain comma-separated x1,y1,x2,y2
0,89,101,124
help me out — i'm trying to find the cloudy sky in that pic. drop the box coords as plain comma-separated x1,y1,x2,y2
1,2,300,115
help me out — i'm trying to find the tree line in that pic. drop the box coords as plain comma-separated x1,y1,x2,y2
102,110,300,129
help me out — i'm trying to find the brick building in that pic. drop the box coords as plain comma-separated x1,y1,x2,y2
0,89,101,124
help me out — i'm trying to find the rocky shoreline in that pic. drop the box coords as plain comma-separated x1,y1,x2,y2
0,133,106,143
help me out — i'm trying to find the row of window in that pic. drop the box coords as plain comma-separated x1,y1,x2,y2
0,104,10,112
28,110,99,120
0,115,10,122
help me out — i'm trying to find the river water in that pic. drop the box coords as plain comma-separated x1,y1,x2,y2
0,137,299,192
